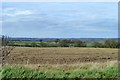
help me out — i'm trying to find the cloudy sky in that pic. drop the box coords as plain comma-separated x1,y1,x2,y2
2,2,118,38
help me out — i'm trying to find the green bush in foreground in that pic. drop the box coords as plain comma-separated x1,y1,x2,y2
1,66,119,79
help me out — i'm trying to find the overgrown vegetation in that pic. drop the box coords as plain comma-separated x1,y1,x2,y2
1,66,119,79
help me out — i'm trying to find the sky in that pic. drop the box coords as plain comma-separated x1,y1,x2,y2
2,0,119,2
2,2,118,38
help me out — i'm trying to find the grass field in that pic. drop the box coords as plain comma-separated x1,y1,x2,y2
2,47,119,79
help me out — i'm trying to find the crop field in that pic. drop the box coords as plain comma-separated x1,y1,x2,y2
2,47,119,79
4,47,118,65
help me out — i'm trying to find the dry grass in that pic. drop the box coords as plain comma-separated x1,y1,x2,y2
10,47,118,55
5,60,118,71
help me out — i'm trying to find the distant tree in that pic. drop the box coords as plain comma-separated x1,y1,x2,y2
31,43,37,47
39,39,43,47
93,42,103,48
55,39,60,43
74,40,83,47
104,39,118,48
41,43,48,47
39,39,43,43
110,40,118,48
60,39,69,47
70,40,75,44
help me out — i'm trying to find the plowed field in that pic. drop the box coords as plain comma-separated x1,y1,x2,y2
4,47,118,65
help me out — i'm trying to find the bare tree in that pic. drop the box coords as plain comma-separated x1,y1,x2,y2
1,35,15,66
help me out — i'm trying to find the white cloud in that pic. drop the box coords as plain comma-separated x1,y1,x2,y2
15,10,33,15
4,10,33,16
4,8,15,12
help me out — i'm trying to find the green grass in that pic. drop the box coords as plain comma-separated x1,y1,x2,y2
1,66,119,79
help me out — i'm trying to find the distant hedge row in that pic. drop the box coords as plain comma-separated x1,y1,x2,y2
7,39,119,48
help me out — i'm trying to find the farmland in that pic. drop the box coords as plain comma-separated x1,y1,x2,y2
4,47,118,65
1,47,119,79
1,37,119,79
2,1,118,79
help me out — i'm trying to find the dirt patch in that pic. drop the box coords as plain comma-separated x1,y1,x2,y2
4,47,118,64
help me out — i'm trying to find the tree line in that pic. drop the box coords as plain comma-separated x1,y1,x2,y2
7,38,119,48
